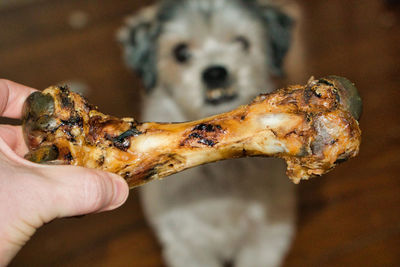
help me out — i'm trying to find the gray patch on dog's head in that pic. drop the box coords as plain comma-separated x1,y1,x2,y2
118,13,160,91
157,0,183,22
118,1,189,92
257,4,294,76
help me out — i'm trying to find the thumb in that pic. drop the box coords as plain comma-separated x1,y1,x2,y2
38,165,129,218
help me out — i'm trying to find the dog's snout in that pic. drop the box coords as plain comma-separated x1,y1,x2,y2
202,65,228,88
202,65,237,105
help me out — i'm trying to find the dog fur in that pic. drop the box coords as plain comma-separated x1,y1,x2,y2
119,1,295,266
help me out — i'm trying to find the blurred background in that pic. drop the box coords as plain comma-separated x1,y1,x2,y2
1,0,399,266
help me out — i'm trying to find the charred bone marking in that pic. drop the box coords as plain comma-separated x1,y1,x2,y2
23,76,362,188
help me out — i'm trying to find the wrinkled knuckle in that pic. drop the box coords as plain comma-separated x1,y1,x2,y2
82,172,109,212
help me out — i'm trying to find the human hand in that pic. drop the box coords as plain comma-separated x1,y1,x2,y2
0,79,129,266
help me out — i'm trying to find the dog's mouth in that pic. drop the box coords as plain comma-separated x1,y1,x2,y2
205,88,238,105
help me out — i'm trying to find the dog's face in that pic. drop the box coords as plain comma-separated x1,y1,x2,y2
157,0,273,118
120,0,293,119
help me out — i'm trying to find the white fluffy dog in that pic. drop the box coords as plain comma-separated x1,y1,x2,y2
119,1,295,266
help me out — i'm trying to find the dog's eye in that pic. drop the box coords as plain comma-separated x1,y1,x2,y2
173,43,191,63
234,36,250,51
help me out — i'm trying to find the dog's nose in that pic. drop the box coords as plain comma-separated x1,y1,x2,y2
202,65,228,88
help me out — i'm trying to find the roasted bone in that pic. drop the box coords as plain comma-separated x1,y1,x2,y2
22,76,362,187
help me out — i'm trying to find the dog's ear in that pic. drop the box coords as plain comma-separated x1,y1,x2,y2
117,5,160,92
259,5,293,76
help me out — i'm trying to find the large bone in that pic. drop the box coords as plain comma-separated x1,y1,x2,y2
22,76,362,187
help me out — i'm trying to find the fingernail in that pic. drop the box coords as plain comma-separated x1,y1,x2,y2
104,175,129,211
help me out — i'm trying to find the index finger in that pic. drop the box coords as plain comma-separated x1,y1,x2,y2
0,79,37,119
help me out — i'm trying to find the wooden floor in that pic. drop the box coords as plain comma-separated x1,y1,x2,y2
1,0,399,266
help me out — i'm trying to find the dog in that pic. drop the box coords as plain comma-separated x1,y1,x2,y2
118,1,295,266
